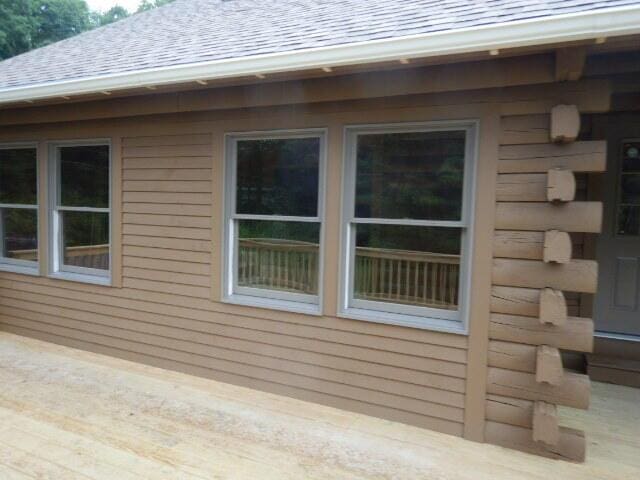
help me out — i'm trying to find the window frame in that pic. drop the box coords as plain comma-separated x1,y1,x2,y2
0,142,40,275
48,139,112,285
222,129,327,315
339,121,478,334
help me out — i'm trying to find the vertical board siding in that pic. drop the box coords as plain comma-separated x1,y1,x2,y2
0,131,468,437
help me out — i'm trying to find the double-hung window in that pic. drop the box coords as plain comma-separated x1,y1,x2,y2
0,144,39,274
340,122,476,332
224,130,326,313
49,142,111,284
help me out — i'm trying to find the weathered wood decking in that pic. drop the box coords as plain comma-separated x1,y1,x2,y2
0,331,638,479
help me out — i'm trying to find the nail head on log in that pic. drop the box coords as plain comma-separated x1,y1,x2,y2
547,169,576,202
543,230,572,264
550,104,580,143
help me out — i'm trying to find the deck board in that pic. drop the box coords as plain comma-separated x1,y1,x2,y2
0,332,638,479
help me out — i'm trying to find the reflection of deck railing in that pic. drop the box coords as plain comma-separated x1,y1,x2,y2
239,239,460,308
10,244,109,270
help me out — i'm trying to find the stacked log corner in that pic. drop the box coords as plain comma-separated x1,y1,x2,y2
486,104,605,462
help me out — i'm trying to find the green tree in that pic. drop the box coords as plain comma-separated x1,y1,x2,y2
0,1,38,60
32,0,92,48
95,5,130,26
137,0,173,12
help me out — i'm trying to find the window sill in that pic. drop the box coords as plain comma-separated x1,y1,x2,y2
48,271,111,286
0,263,40,276
338,307,467,335
223,293,321,316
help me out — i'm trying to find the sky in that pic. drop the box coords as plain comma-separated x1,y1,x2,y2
85,0,144,12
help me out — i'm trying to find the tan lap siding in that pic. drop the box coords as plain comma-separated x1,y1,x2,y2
0,131,467,436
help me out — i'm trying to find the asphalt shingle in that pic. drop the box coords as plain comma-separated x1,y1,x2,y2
0,0,636,90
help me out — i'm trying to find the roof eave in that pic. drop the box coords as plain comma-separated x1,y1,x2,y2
1,5,640,106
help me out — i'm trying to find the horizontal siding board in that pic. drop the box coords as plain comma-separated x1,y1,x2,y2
122,224,210,240
0,280,467,371
122,134,212,147
123,156,212,169
123,213,211,229
123,245,211,264
123,192,212,204
123,267,211,287
123,180,212,193
123,203,212,217
122,277,211,298
123,168,212,181
123,255,209,273
0,324,463,436
122,235,212,252
0,314,464,421
122,144,212,157
500,114,549,145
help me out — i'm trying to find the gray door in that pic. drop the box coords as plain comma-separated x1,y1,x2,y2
594,118,640,337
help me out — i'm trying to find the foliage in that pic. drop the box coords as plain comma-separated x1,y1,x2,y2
0,0,175,60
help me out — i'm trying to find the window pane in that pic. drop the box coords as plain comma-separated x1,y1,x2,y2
236,137,320,216
0,148,37,204
622,142,640,173
355,131,466,220
62,211,109,270
237,220,320,296
620,174,640,205
617,206,640,236
2,208,37,261
353,224,461,310
59,145,109,208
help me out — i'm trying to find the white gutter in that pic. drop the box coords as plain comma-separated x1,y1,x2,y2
1,5,640,105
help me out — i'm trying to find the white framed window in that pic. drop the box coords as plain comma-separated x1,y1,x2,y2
339,121,477,333
49,141,111,285
0,143,39,275
223,129,326,314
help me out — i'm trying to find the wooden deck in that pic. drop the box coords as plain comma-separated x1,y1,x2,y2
0,332,638,479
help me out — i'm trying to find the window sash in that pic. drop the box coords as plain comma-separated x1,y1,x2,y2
49,141,112,280
340,122,477,332
0,204,38,267
0,144,39,269
224,130,326,310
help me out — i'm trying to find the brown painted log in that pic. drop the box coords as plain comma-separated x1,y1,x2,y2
491,286,541,317
550,104,580,143
543,230,572,264
496,173,547,202
495,201,602,232
498,141,607,173
489,312,594,352
487,367,590,409
485,421,585,462
533,401,560,446
536,346,564,385
546,169,576,202
488,340,536,372
492,258,598,293
495,171,575,202
486,394,534,428
493,231,545,260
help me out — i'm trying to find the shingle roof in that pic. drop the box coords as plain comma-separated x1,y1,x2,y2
0,0,637,91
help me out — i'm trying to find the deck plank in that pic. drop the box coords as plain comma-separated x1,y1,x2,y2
0,332,638,479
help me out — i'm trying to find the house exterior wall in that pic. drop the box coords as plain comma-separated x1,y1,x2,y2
0,55,611,452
